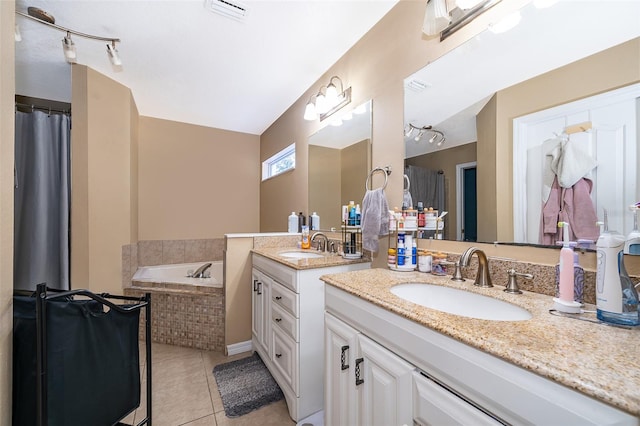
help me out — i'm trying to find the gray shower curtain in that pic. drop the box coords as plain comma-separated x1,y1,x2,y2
405,164,445,211
14,110,71,291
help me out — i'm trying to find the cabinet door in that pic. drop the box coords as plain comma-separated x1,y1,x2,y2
251,269,271,353
412,371,502,426
325,313,360,426
357,334,414,426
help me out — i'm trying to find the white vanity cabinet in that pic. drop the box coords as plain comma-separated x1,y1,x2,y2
324,284,638,426
251,253,370,422
325,313,414,426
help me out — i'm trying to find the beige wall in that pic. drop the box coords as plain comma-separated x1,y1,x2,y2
487,37,640,241
71,66,138,295
309,145,341,229
137,117,260,240
341,139,370,212
406,142,477,240
0,2,15,422
259,0,530,245
224,236,255,348
476,95,498,243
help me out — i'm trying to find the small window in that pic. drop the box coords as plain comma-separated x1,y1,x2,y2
262,143,295,181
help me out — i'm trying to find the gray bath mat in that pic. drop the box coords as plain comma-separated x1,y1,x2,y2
212,352,284,417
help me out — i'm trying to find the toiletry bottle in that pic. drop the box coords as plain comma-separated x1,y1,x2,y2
311,212,320,231
411,241,417,266
557,222,575,303
342,205,348,225
301,225,310,249
288,212,298,233
624,205,640,255
355,204,361,226
397,242,405,266
595,210,639,326
348,201,356,226
298,212,305,233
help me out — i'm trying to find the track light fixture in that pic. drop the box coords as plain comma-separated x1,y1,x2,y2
15,7,122,68
304,76,352,122
62,32,77,64
405,123,446,146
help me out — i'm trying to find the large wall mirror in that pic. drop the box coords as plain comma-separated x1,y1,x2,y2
404,1,640,246
309,100,372,230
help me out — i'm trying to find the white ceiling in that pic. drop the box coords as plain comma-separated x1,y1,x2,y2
14,0,398,135
404,0,640,158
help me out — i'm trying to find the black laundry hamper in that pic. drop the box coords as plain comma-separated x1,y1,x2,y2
13,284,152,426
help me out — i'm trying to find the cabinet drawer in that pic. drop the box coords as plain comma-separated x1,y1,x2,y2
272,327,299,396
252,254,298,292
272,302,299,342
412,371,501,426
271,281,299,317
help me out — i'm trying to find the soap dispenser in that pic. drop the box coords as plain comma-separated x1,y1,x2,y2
595,209,640,326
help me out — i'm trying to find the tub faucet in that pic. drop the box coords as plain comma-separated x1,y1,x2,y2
311,232,329,252
191,262,212,278
459,247,493,287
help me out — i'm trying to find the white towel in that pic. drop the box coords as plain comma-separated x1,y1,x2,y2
361,188,390,253
542,136,597,202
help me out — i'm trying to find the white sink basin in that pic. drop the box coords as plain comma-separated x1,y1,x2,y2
390,283,532,321
279,251,325,259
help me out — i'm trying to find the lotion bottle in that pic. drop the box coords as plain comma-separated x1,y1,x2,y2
288,212,298,233
301,225,310,249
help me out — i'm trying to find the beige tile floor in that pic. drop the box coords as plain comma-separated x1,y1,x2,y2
121,342,296,426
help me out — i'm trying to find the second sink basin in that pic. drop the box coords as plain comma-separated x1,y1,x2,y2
390,283,531,321
279,251,325,259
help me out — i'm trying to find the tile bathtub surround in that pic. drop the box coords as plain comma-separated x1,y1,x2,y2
125,286,225,352
122,238,225,288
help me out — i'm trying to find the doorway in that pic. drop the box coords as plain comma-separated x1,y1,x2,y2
456,162,477,242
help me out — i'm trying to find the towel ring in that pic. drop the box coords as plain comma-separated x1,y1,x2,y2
403,174,410,192
365,167,389,191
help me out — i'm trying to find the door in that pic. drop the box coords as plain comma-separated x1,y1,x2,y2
462,167,477,242
358,334,414,426
325,313,360,426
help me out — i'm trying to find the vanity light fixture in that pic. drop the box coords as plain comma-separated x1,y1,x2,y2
303,75,352,122
16,7,122,68
423,0,450,37
405,123,446,146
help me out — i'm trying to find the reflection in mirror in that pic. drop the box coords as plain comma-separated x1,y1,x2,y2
308,101,372,230
403,1,640,245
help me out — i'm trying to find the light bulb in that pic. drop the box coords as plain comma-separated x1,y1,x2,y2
428,133,438,144
325,83,339,106
315,93,328,114
107,42,122,67
414,130,424,142
62,33,77,64
303,101,317,121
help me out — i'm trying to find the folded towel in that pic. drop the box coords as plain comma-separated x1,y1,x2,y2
361,188,390,253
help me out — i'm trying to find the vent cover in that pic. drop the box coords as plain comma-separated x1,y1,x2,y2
205,0,249,22
405,79,431,93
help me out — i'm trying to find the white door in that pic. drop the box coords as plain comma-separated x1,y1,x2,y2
513,83,639,243
324,313,360,426
358,334,414,426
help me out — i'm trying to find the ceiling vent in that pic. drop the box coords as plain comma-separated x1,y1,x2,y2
204,0,249,22
405,79,431,93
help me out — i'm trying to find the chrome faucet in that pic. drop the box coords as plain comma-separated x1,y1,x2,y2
459,247,493,288
311,232,329,252
190,262,212,278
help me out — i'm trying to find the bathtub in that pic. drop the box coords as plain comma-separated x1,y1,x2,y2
132,261,223,288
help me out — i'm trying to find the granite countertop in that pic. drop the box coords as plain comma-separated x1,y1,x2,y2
320,268,640,417
251,247,371,270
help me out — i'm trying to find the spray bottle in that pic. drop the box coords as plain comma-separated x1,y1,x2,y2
596,209,639,326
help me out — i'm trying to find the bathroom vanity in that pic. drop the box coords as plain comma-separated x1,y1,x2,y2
321,268,639,425
251,249,370,422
